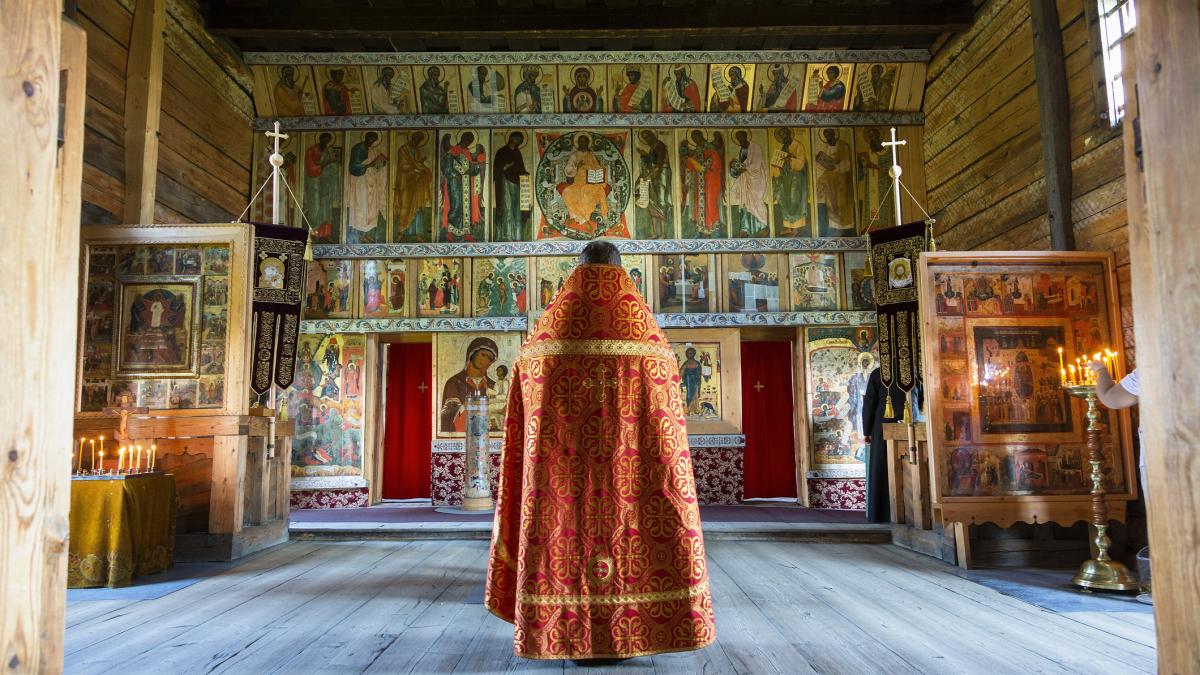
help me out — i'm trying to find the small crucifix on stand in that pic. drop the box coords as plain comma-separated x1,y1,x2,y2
102,392,148,444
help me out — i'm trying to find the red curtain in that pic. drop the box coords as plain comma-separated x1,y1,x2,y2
382,343,433,499
740,341,798,498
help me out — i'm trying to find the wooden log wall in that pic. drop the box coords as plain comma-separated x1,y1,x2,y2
77,0,253,225
922,0,1134,361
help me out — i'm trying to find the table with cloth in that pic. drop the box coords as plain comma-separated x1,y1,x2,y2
67,473,177,588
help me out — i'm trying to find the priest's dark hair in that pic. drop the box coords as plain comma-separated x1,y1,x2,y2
579,240,622,266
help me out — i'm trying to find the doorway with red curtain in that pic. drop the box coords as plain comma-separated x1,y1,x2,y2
740,341,798,499
382,342,433,499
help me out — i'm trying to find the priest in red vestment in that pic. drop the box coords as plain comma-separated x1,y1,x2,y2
485,241,716,660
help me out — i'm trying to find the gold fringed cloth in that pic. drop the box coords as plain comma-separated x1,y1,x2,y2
485,264,716,660
869,221,928,405
67,474,177,588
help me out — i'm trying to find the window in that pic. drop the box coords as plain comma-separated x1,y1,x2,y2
1097,0,1137,125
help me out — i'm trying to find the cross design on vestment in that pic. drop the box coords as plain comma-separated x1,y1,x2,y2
754,381,765,392
591,559,611,581
582,364,619,404
102,392,149,443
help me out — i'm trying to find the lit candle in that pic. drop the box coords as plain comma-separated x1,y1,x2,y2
1057,347,1065,376
90,439,96,473
150,444,157,471
76,437,85,473
98,450,105,475
1060,368,1067,386
1068,364,1076,385
136,445,143,472
118,447,125,473
99,435,105,464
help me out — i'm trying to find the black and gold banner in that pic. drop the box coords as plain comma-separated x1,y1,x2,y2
250,223,308,396
869,220,927,396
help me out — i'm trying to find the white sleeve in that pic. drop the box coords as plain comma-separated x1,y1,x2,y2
1119,369,1140,397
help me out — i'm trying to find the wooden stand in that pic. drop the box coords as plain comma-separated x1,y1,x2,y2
75,414,293,561
884,422,956,563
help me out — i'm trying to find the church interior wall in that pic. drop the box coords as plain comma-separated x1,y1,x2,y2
921,0,1144,562
77,0,254,225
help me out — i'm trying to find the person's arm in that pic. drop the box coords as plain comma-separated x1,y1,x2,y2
1088,360,1138,409
862,374,879,442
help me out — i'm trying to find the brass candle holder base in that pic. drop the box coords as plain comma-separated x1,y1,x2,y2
1062,384,1138,593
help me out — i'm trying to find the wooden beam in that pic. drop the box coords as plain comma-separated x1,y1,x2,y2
0,5,72,672
202,2,974,41
1131,2,1200,671
1029,0,1075,251
122,0,165,224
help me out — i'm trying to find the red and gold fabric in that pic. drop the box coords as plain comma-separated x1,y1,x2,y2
485,263,716,660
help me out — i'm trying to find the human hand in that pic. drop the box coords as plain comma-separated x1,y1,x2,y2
1086,360,1107,375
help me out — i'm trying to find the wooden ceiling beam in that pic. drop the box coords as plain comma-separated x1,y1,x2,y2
202,4,974,41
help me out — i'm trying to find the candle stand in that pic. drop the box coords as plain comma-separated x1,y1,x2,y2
1062,384,1138,592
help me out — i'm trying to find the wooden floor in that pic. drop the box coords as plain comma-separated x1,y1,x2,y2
65,541,1156,674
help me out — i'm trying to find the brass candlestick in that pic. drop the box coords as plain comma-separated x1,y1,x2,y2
1062,384,1138,592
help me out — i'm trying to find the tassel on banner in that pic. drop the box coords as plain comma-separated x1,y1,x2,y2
884,391,895,419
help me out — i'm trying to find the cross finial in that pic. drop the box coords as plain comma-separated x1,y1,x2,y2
880,127,907,227
265,120,289,225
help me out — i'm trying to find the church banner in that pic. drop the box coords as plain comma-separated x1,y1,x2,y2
868,220,926,403
250,223,309,396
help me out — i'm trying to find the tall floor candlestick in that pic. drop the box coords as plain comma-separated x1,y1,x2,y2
1063,384,1138,592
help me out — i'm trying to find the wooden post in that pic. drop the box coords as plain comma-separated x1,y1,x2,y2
122,0,166,224
1131,2,1200,670
1030,0,1076,251
0,6,74,671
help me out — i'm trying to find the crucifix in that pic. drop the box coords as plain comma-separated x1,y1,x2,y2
881,126,906,228
102,392,149,443
265,121,289,227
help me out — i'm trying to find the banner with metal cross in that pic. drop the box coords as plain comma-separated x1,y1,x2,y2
869,220,928,417
250,222,308,396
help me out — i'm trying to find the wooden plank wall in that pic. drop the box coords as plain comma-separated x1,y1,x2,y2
77,0,253,225
922,0,1134,360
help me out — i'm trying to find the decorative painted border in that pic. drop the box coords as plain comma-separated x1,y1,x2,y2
432,439,505,454
290,475,369,490
807,467,867,479
430,435,745,453
254,111,923,130
687,435,746,448
300,316,528,334
244,49,930,66
313,237,868,259
656,311,876,327
299,311,875,334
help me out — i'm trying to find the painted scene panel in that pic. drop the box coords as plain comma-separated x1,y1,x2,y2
851,63,900,111
609,64,656,112
802,63,854,112
727,128,772,238
315,65,367,115
115,279,201,377
437,129,488,242
434,332,523,438
534,256,577,311
344,130,391,244
756,64,806,112
558,65,606,112
363,65,417,114
390,130,436,242
790,253,841,311
267,64,319,116
300,131,345,244
656,254,715,314
304,260,357,319
416,258,465,317
769,127,814,237
806,327,878,469
473,257,529,317
812,127,857,237
535,129,632,240
855,127,896,229
491,129,535,242
288,334,367,478
633,129,677,239
724,253,785,313
678,129,727,239
460,65,509,113
707,64,755,112
359,259,407,318
416,64,463,113
509,64,557,113
659,64,707,113
672,341,724,423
